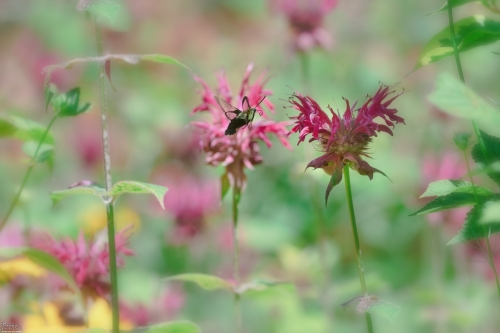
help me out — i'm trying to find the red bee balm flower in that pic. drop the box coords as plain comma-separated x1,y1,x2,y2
191,64,291,191
288,84,405,203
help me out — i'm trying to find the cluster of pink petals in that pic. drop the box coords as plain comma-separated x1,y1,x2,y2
288,84,404,180
163,176,219,242
31,228,134,297
191,64,291,190
274,0,338,52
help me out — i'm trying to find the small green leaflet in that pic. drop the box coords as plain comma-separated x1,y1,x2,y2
410,192,479,216
416,16,500,68
366,300,401,324
145,321,200,333
165,273,233,291
220,173,230,200
471,130,500,188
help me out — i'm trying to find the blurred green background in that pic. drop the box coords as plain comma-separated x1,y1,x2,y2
1,0,500,332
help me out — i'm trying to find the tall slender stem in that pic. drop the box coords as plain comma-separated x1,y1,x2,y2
0,114,58,232
448,0,500,299
343,166,374,333
95,20,119,333
232,187,241,333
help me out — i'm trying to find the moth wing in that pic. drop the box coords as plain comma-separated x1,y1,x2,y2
241,96,251,111
214,96,241,120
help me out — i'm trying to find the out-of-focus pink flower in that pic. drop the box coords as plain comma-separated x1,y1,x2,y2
288,84,404,200
421,152,469,228
191,64,291,191
273,0,338,52
31,228,134,298
0,224,25,248
163,176,219,243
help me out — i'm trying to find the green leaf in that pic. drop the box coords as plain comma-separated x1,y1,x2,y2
448,195,500,244
145,321,200,333
235,279,293,294
140,54,191,70
367,300,401,324
52,87,91,117
86,0,120,23
0,247,81,298
410,192,480,216
22,141,54,164
221,173,230,200
416,16,500,68
0,113,54,145
50,183,107,206
428,73,500,125
77,329,109,333
165,273,233,292
420,179,493,198
110,181,168,209
471,130,500,188
430,0,478,15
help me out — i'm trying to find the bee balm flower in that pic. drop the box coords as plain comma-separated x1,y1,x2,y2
288,84,405,203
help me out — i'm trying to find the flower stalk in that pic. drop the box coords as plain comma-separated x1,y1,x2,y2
343,166,374,333
95,19,120,332
232,187,242,333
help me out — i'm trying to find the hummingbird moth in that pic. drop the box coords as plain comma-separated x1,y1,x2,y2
214,95,266,135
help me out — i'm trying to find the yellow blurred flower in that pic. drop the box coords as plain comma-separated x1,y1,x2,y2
0,257,46,283
80,204,141,235
23,298,134,333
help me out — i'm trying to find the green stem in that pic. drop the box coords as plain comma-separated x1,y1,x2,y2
232,187,241,333
449,1,500,299
0,114,58,232
343,166,374,333
95,19,119,333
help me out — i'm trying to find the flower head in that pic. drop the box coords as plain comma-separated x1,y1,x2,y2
274,0,338,52
191,64,291,191
288,84,405,203
31,228,134,298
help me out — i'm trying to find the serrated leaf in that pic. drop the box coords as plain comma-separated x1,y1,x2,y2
420,179,493,198
110,181,168,209
416,16,500,68
55,87,91,117
448,195,500,244
430,0,478,15
367,300,401,324
50,183,107,206
22,141,54,164
145,321,200,333
221,173,230,200
165,273,233,291
428,73,500,124
479,200,500,224
471,130,500,188
454,132,471,151
410,192,481,216
0,247,81,298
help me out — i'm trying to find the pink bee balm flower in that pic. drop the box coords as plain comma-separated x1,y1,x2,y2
288,84,405,203
191,64,291,191
31,227,134,298
274,0,338,52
